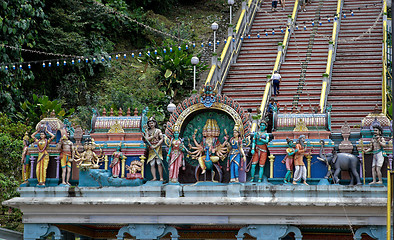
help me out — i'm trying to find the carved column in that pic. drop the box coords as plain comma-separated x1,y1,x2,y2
338,121,353,153
269,154,275,178
236,225,303,240
116,224,179,240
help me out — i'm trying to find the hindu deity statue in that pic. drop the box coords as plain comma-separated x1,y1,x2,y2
226,124,247,183
189,119,228,175
74,138,101,169
110,145,126,178
282,138,297,183
166,125,189,183
21,132,31,184
58,132,74,185
144,116,164,181
250,120,270,182
31,127,55,186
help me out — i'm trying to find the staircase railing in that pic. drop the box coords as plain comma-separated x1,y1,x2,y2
319,0,343,113
204,0,262,92
257,0,299,119
382,0,388,115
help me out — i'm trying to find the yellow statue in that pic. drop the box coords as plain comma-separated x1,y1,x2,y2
31,127,55,186
74,138,102,169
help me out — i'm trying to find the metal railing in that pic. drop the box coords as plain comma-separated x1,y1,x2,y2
204,0,261,92
319,0,343,113
382,0,388,115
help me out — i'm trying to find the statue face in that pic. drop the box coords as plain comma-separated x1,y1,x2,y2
40,132,46,139
233,130,239,138
174,131,179,139
260,122,266,131
148,121,155,128
373,128,380,136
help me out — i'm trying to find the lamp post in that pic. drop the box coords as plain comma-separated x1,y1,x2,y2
191,56,199,91
228,0,235,24
211,22,219,53
167,101,176,114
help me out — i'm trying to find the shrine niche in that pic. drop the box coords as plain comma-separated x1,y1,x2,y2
165,86,251,183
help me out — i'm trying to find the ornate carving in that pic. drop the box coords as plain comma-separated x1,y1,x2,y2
108,121,125,133
293,118,308,132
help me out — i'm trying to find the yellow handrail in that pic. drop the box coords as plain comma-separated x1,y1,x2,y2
382,0,388,115
319,0,342,112
258,0,299,116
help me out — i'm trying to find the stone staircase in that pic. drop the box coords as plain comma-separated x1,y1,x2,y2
327,0,383,132
275,0,338,113
221,0,295,112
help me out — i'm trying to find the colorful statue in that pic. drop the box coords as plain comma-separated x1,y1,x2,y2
364,122,386,184
21,132,31,184
282,138,296,183
226,124,247,183
110,145,126,178
126,160,144,179
250,120,269,182
74,138,101,169
189,119,228,177
166,127,188,183
293,135,308,185
144,116,164,181
58,132,74,185
31,127,55,186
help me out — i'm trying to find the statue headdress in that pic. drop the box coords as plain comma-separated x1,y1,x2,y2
370,118,383,134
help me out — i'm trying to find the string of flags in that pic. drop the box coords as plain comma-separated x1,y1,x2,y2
0,2,384,72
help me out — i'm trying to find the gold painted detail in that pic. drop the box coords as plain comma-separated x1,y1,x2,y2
293,118,309,132
108,121,125,133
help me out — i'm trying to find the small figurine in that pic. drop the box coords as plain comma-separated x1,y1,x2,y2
21,132,31,184
282,138,297,183
144,116,164,181
74,138,101,169
31,127,55,186
166,127,188,183
58,132,74,185
126,160,143,179
250,120,269,182
109,145,126,178
226,124,247,183
293,135,308,185
364,122,386,184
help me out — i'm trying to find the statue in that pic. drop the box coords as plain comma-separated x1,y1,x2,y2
144,116,164,181
126,160,144,179
58,132,74,185
250,120,269,182
363,122,386,184
166,127,188,183
189,119,228,181
31,127,55,186
74,138,101,169
109,145,126,178
226,124,247,183
282,138,296,184
293,135,308,185
21,132,31,184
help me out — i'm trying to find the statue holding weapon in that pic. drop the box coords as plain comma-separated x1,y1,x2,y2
143,116,164,181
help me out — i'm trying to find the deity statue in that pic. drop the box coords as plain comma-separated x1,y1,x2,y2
363,122,386,184
282,138,297,183
58,132,74,185
225,124,247,183
166,126,189,183
126,160,144,179
293,135,308,185
144,116,164,181
189,119,228,176
250,120,269,182
31,127,55,186
110,145,126,178
74,138,101,169
21,132,31,184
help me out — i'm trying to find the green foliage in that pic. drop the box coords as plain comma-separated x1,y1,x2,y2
141,41,207,98
0,172,22,231
19,94,75,126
